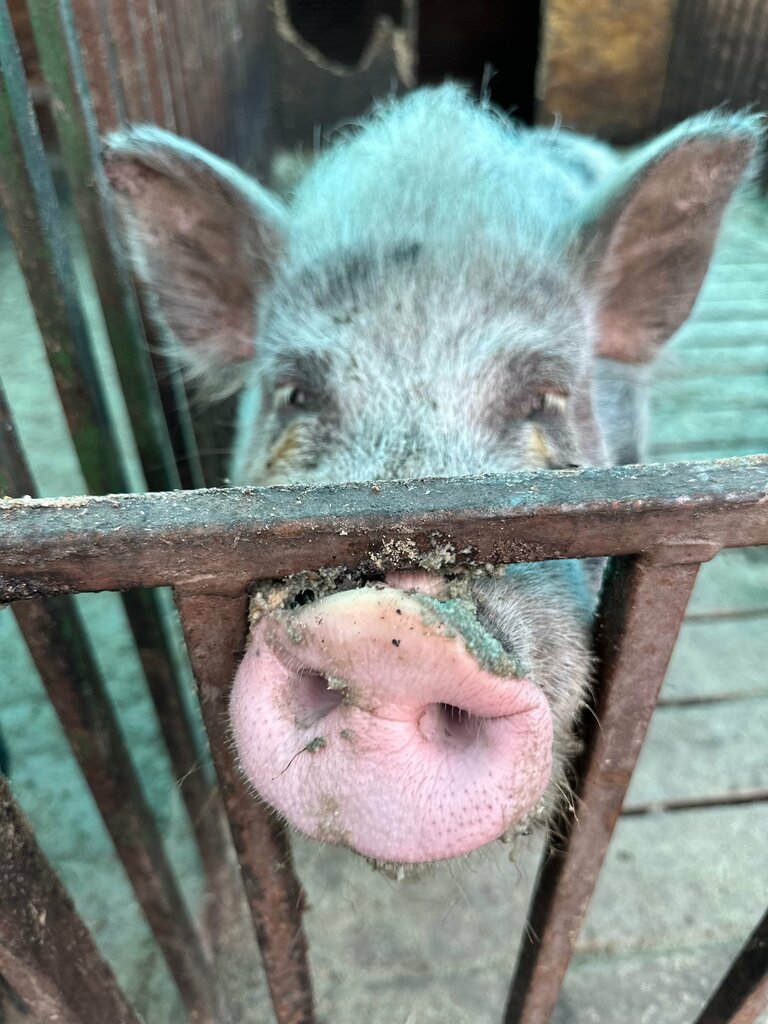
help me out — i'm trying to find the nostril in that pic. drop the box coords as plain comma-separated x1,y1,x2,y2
295,671,344,726
434,703,484,747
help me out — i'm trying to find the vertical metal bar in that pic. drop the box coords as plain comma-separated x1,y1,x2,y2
230,0,276,179
68,0,124,134
143,0,176,130
0,4,228,890
134,0,174,128
0,383,214,1022
104,0,152,122
60,0,207,491
215,0,240,162
0,776,144,1024
175,589,317,1024
24,0,182,494
504,551,706,1024
156,0,191,137
0,3,118,491
168,0,204,143
228,0,250,167
201,0,228,156
693,908,768,1024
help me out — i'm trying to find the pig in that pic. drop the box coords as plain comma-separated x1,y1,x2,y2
103,85,762,867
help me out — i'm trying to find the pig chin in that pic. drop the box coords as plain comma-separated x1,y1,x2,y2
230,577,554,864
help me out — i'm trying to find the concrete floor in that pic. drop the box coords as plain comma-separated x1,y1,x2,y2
0,192,766,1024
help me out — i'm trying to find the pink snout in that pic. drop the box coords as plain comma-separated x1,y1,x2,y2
230,585,553,863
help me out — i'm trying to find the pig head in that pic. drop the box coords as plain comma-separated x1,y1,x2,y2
104,86,761,865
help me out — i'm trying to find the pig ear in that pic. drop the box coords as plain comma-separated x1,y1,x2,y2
579,112,763,363
102,126,286,370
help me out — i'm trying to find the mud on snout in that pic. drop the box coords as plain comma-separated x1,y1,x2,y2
229,569,555,866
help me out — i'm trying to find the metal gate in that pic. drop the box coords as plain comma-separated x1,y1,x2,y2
0,2,767,1022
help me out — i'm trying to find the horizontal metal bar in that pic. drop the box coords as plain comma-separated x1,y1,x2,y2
504,554,702,1024
621,788,768,816
175,590,316,1024
658,690,768,708
0,777,143,1024
693,907,768,1024
684,607,768,622
0,457,766,600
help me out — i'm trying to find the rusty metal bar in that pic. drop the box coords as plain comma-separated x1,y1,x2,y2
169,0,205,144
24,0,185,494
504,551,705,1024
159,0,192,137
175,589,316,1024
693,908,768,1024
55,0,211,493
141,0,176,130
68,0,124,133
0,382,215,1021
0,3,229,893
102,0,149,120
131,0,171,126
0,458,766,600
622,788,768,816
0,3,120,492
104,0,151,122
0,776,143,1024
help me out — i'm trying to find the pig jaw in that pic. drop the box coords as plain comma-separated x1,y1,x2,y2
230,585,553,864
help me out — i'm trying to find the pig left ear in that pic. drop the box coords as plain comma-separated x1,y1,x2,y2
579,112,763,363
103,127,287,370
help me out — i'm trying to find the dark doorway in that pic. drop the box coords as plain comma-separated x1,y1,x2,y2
285,0,404,67
282,1,542,122
418,0,542,123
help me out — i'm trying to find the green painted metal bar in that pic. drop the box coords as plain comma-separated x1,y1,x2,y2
0,380,216,1023
0,0,226,890
64,0,206,489
24,0,197,493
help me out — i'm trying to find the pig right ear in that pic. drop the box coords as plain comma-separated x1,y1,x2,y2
578,112,763,364
103,127,286,372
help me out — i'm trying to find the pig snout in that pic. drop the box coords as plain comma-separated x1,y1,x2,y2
230,578,553,863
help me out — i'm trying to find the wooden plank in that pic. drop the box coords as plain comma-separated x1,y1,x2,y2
648,409,768,450
671,321,768,348
656,347,768,377
536,0,676,141
686,548,768,617
650,375,768,413
659,0,768,131
625,698,768,806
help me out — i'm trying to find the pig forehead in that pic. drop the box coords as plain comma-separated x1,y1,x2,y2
265,246,592,374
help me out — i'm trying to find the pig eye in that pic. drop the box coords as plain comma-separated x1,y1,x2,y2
528,389,568,419
275,384,310,410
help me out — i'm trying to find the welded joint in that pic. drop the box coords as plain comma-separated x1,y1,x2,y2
640,540,723,567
